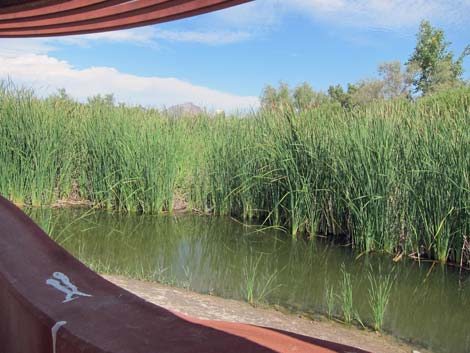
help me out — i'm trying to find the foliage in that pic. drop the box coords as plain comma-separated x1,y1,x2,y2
261,81,329,111
368,267,394,331
324,279,336,319
350,79,384,106
242,253,282,305
328,62,413,107
339,264,354,324
327,84,352,108
1,84,469,266
260,82,293,111
265,21,469,107
378,61,413,99
407,20,470,95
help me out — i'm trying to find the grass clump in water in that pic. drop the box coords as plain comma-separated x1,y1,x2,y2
324,279,336,319
368,267,394,331
242,253,282,305
339,264,354,324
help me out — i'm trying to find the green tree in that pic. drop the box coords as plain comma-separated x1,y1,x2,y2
328,84,347,107
260,84,278,110
293,82,329,111
378,61,413,99
328,84,359,108
260,82,293,111
47,88,75,104
293,82,315,111
407,20,470,95
350,79,384,106
277,81,292,108
87,93,115,106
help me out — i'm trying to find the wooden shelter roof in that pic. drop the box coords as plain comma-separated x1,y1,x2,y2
0,0,252,37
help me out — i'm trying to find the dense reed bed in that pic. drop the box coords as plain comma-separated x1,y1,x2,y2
1,83,469,264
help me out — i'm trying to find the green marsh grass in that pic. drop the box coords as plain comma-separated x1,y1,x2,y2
242,253,282,305
1,83,469,265
339,264,354,324
324,279,336,319
368,267,394,331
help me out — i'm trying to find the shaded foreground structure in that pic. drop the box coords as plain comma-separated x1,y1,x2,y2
0,0,253,37
0,196,369,352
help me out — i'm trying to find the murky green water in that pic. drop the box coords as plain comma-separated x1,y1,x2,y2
28,208,470,353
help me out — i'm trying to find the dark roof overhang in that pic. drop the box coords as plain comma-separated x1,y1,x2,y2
0,0,252,37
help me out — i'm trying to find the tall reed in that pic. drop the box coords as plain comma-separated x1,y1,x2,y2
368,267,394,331
1,82,469,265
324,279,335,319
339,264,354,324
242,253,282,304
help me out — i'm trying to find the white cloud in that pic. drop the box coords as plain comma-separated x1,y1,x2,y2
1,1,466,54
286,0,470,29
210,0,282,29
0,54,259,112
57,27,161,48
45,26,252,47
0,22,259,112
0,38,54,57
0,25,253,53
213,0,470,31
1,0,465,115
153,29,251,45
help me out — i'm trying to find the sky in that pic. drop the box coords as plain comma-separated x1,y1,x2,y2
0,0,469,112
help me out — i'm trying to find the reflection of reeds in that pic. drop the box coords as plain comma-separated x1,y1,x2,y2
2,82,470,265
27,207,96,244
29,207,470,353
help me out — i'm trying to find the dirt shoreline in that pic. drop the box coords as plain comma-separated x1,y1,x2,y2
104,275,430,353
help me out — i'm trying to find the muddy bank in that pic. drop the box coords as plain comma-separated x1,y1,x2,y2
104,275,430,353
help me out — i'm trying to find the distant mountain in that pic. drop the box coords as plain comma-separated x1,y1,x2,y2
166,102,203,117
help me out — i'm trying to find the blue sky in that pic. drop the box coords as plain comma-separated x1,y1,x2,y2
0,0,469,111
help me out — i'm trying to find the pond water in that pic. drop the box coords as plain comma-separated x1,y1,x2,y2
28,208,470,353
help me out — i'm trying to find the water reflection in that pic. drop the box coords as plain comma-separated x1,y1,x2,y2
27,208,470,353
